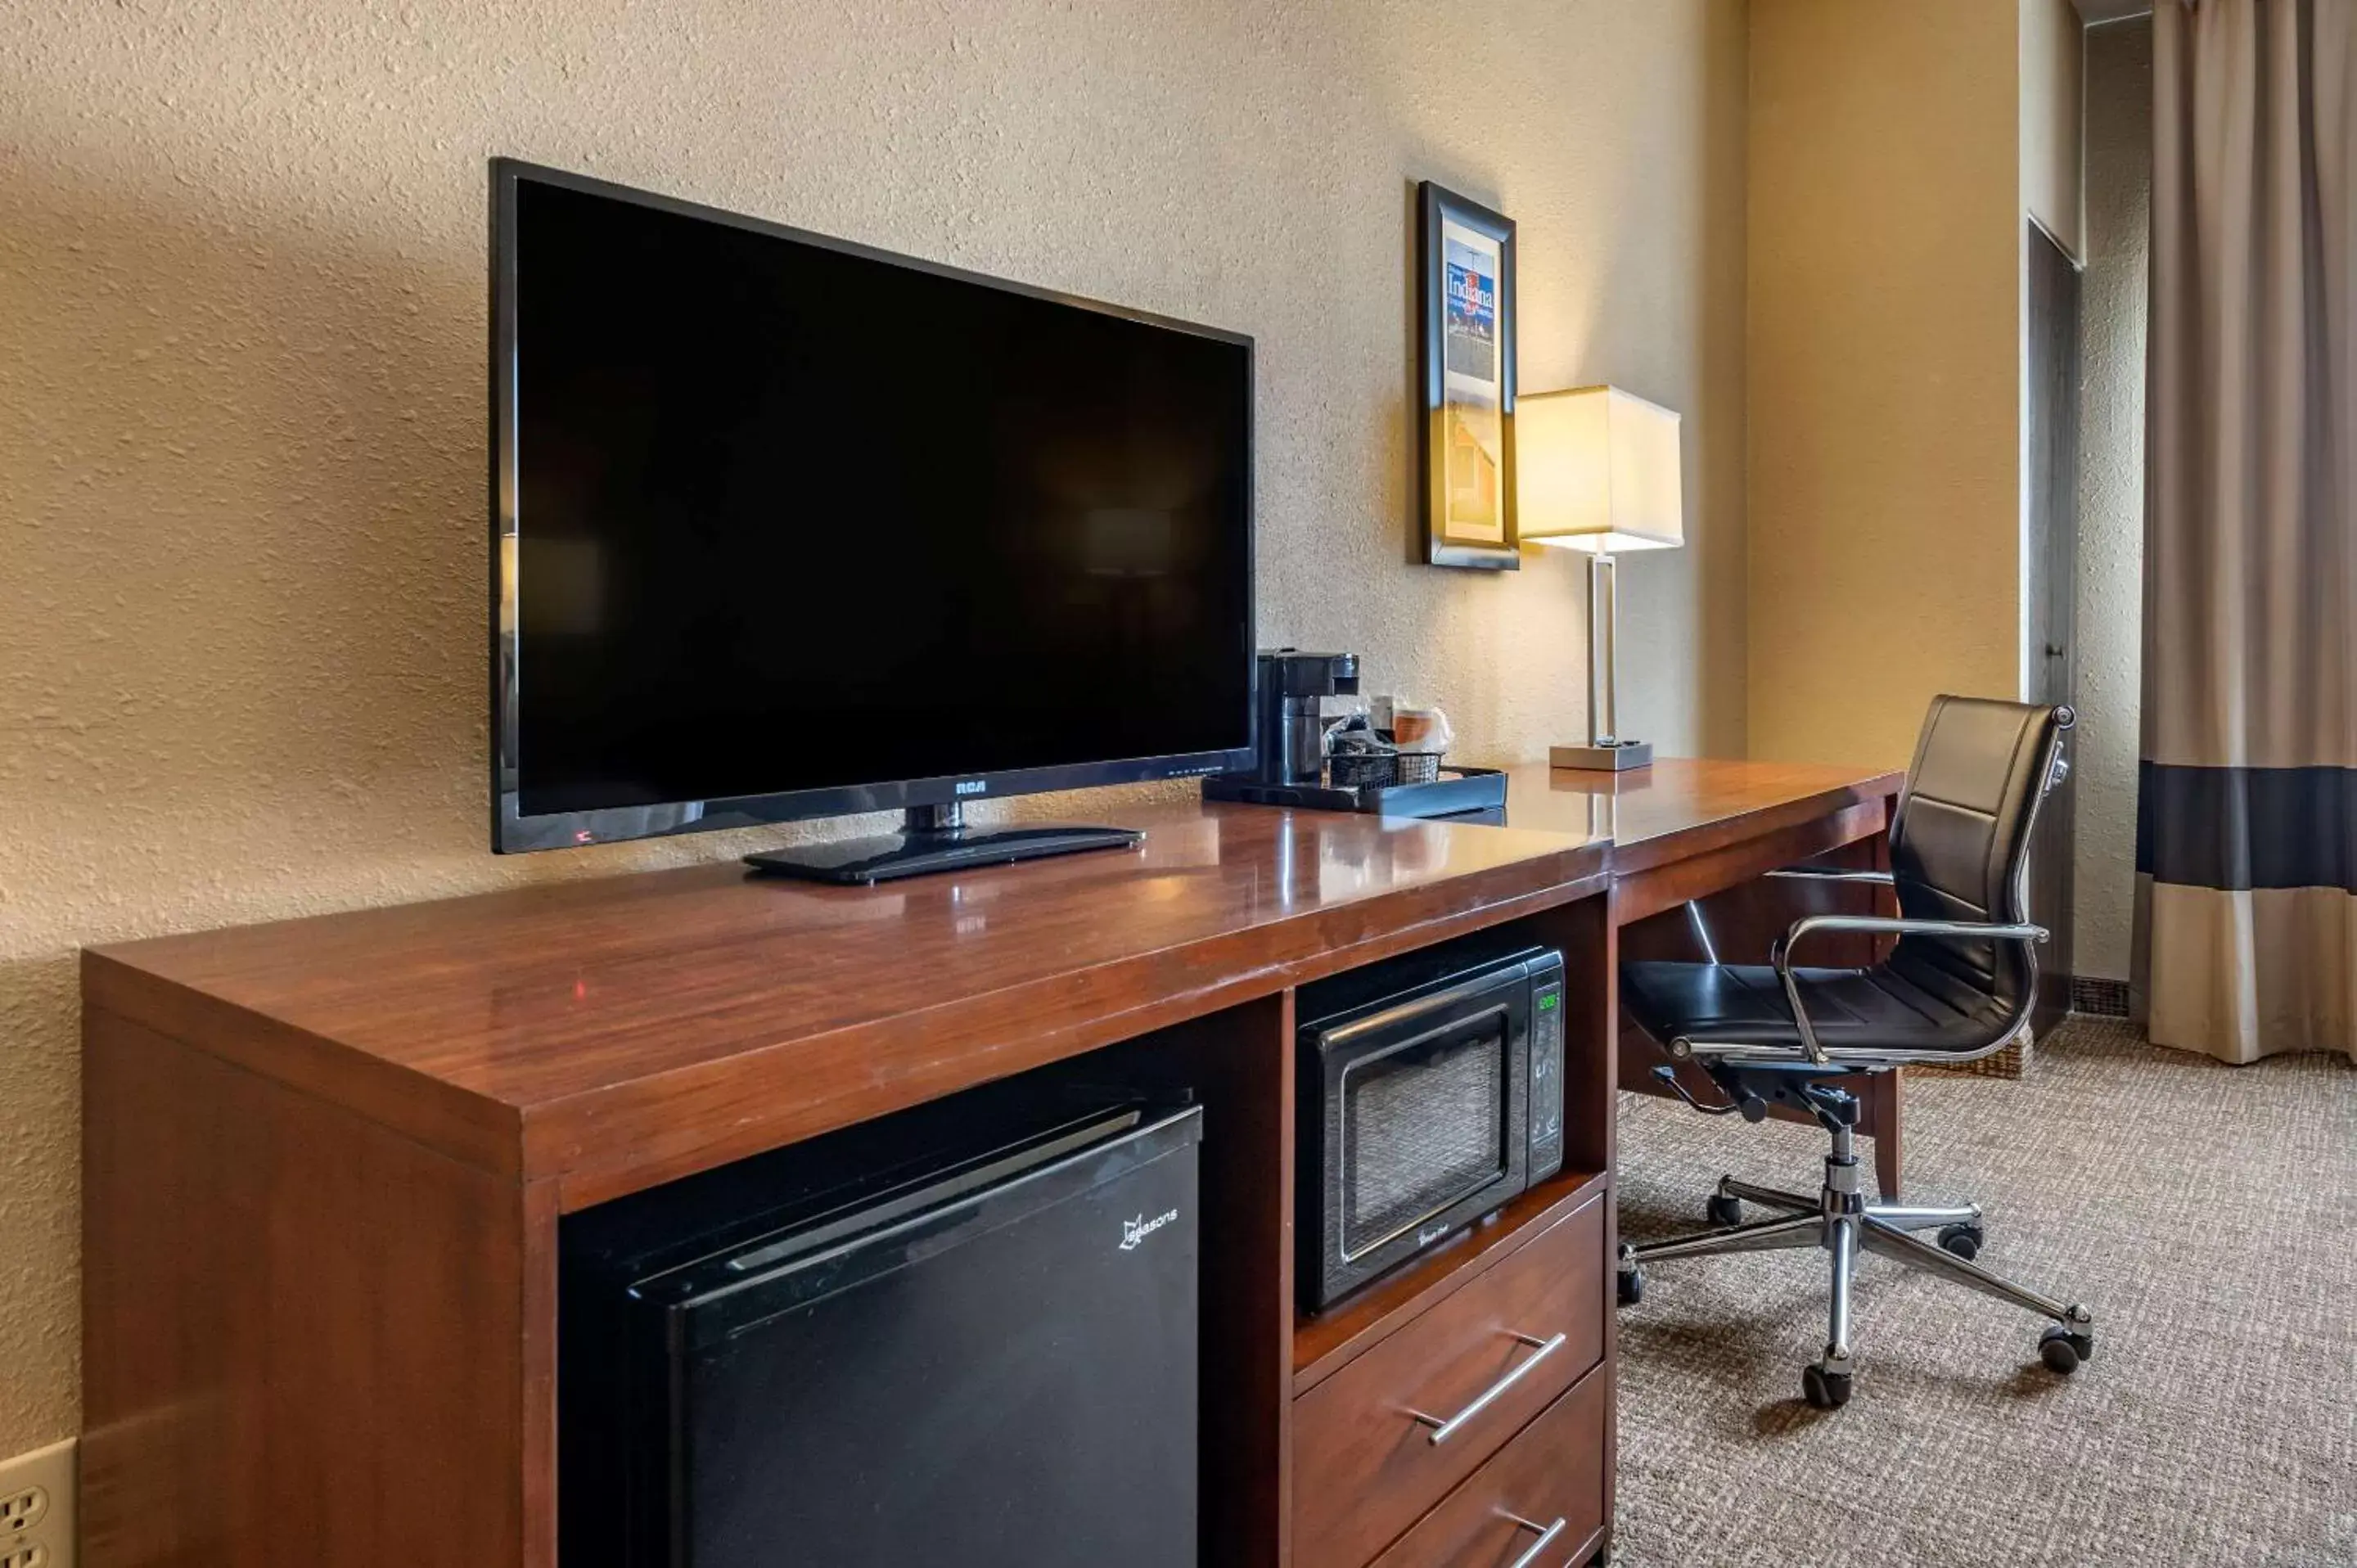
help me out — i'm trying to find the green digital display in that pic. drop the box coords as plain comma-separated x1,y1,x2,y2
1537,993,1559,1011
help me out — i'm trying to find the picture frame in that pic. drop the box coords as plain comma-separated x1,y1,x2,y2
1416,182,1518,570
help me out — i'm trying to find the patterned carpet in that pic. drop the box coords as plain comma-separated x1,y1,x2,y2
1611,1016,2357,1567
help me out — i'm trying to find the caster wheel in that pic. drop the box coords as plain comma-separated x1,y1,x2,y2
1801,1363,1853,1408
1937,1222,1985,1260
1706,1192,1744,1228
2039,1323,2094,1372
1617,1267,1645,1306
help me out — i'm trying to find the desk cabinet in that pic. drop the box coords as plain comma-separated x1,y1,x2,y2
1371,1367,1610,1568
79,801,1617,1568
1295,1194,1610,1568
82,768,1898,1568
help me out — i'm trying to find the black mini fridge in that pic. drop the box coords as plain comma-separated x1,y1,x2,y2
560,1089,1202,1568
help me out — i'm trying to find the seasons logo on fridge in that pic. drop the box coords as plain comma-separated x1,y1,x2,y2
1120,1209,1180,1252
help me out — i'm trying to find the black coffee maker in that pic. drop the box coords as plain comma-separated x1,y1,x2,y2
1248,650,1359,786
1203,648,1505,817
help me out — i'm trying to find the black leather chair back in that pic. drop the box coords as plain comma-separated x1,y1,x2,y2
1885,696,2071,1031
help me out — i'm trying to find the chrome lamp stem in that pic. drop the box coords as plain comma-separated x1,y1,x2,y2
1550,548,1653,771
1589,551,1618,747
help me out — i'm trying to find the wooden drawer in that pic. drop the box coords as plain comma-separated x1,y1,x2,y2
1292,1195,1606,1568
1371,1364,1609,1568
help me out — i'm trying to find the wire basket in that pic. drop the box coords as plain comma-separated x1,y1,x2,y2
1393,753,1441,785
1326,750,1399,791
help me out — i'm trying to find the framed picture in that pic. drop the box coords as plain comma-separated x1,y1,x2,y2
1417,182,1518,569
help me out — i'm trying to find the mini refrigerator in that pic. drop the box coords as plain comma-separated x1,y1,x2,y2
561,1092,1202,1568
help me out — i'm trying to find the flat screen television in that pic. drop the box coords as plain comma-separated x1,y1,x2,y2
490,161,1255,879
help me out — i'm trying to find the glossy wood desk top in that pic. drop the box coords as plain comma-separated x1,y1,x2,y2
87,799,1608,1203
81,763,1900,1203
1494,758,1907,875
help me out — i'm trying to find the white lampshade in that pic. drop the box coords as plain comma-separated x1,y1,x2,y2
1517,385,1684,554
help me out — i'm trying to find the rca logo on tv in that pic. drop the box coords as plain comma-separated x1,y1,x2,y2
954,779,988,796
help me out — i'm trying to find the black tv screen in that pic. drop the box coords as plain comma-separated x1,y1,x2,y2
492,163,1255,851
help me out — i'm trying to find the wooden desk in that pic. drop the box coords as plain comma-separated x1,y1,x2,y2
78,762,1909,1568
1494,759,1910,1198
82,800,1619,1568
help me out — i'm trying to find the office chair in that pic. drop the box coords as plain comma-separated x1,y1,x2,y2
1616,696,2089,1408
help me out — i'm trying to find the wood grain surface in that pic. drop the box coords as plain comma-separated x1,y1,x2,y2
1494,758,1904,875
1366,1367,1610,1568
86,799,1607,1206
81,1009,539,1568
1291,1197,1606,1568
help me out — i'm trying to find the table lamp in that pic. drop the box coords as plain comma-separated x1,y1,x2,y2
1517,385,1684,770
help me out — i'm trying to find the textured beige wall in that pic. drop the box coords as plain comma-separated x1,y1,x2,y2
2023,0,2086,259
0,1,1747,1451
2071,17,2152,981
1746,0,2024,768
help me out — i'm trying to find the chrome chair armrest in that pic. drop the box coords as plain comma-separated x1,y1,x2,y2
1764,867,1895,886
1765,915,2048,1066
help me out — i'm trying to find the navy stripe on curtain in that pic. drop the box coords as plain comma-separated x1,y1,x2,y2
2136,763,2357,892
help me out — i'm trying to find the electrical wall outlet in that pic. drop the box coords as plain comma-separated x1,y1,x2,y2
0,1438,74,1568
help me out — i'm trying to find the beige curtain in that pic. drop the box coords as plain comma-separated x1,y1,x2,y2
2137,0,2357,1061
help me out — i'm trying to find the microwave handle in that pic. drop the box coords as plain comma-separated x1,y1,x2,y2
1404,1330,1567,1445
1314,966,1531,1053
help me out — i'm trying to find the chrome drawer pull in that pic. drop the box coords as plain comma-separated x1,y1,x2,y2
1502,1512,1569,1568
1405,1330,1568,1445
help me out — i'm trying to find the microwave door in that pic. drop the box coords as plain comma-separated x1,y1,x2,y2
1318,971,1532,1295
1336,1007,1516,1264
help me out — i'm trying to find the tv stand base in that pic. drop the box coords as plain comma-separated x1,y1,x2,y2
744,804,1142,885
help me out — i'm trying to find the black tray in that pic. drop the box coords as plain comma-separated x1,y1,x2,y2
1200,766,1508,818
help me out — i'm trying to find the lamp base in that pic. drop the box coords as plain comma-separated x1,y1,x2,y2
1551,740,1654,772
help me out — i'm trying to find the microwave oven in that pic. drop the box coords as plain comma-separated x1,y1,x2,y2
1296,932,1566,1310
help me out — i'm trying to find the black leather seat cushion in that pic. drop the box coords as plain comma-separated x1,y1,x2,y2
1621,959,2016,1057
